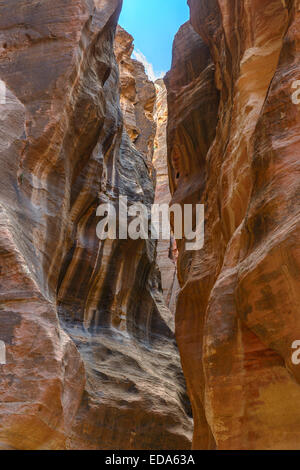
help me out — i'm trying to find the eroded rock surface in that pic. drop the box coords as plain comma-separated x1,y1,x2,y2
0,0,192,450
166,0,300,450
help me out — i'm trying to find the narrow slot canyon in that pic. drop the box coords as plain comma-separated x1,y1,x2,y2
0,0,300,452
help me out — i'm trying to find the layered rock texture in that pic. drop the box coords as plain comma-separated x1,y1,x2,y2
0,0,192,450
166,0,300,450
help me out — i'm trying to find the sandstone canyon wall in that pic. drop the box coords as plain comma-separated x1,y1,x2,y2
166,0,300,450
0,0,192,450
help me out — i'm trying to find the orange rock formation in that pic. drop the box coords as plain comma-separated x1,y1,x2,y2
165,0,300,450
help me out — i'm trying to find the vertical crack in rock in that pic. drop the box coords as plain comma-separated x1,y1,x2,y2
166,0,300,450
0,1,192,450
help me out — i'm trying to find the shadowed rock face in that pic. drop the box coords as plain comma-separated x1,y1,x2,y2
166,0,300,450
0,0,192,450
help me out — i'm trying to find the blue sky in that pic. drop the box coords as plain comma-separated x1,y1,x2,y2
119,0,190,80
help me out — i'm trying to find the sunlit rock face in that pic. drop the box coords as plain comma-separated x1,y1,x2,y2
115,25,156,164
152,80,179,315
166,0,300,450
0,0,192,450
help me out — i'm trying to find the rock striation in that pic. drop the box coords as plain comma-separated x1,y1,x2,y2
0,0,192,450
165,0,300,450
